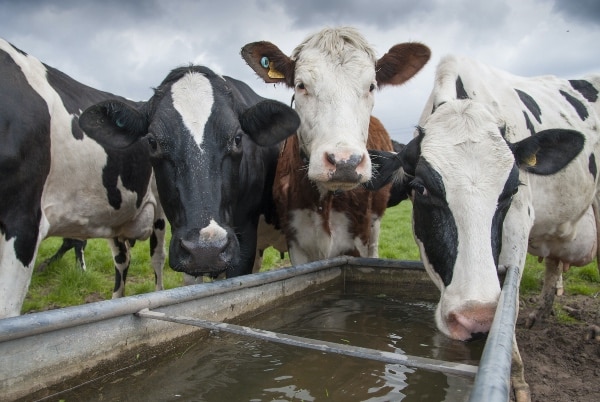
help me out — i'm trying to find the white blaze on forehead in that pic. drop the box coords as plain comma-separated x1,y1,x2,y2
171,72,214,149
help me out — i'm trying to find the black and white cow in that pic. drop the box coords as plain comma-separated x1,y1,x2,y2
0,38,167,318
371,54,600,401
80,65,300,279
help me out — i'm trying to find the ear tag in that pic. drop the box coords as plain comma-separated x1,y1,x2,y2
523,153,537,167
267,61,285,79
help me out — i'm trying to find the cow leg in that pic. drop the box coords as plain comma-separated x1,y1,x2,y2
73,239,88,271
526,257,561,328
368,214,382,257
511,334,531,402
108,238,131,298
592,197,600,276
555,269,564,296
149,216,166,291
0,241,37,317
37,238,88,272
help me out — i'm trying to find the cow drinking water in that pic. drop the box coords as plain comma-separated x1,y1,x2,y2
370,54,600,401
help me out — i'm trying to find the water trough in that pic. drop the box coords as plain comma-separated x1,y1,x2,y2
0,257,519,401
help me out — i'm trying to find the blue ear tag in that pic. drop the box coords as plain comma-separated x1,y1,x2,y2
260,56,269,69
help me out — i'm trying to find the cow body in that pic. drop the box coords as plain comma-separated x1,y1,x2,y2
80,66,299,279
373,54,600,401
0,38,166,317
241,27,430,264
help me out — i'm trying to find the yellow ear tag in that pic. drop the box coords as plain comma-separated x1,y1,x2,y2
523,154,537,167
267,61,285,79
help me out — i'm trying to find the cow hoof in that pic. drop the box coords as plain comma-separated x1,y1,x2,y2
525,312,537,329
585,325,600,341
513,384,531,402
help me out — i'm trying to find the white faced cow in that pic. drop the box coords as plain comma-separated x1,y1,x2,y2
0,38,167,318
241,27,430,264
80,66,300,279
371,55,600,401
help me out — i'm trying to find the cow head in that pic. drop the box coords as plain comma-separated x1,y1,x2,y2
371,99,585,341
80,66,299,277
242,27,430,193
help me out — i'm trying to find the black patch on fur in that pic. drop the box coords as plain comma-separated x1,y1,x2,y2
522,111,536,136
515,89,542,124
412,159,458,287
560,89,589,121
589,154,597,180
456,76,469,99
569,79,599,103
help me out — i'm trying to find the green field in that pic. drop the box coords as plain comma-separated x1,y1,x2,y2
24,202,599,313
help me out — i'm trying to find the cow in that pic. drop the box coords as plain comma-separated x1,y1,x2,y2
36,238,88,272
79,65,300,279
0,38,167,318
241,27,430,265
369,54,600,401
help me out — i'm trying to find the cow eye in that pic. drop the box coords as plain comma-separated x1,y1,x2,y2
411,181,428,197
234,133,242,147
369,83,376,92
146,134,158,152
296,82,306,91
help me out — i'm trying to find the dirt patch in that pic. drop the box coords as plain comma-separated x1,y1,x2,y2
513,294,600,402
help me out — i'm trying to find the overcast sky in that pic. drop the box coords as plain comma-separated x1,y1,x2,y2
1,0,598,143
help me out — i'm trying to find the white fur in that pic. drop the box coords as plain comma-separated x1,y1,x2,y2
0,39,165,317
172,72,213,150
288,209,358,265
291,28,377,192
416,55,600,339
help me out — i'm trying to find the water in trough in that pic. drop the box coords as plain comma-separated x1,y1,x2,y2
53,284,483,401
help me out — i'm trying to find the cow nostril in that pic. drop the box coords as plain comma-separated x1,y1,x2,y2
326,153,336,166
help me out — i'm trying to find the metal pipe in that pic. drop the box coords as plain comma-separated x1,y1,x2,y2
468,265,521,402
136,308,478,378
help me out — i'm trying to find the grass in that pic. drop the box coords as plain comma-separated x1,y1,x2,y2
24,201,599,313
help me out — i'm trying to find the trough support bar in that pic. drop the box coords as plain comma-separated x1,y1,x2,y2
136,308,478,378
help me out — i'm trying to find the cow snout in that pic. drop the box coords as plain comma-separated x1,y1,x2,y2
174,221,239,276
324,151,369,183
446,302,496,341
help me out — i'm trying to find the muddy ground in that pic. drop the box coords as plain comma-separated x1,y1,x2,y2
512,293,600,402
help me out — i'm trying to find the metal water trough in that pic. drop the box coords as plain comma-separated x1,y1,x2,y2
0,257,519,401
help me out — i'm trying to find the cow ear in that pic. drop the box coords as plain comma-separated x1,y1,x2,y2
80,100,148,149
366,131,423,191
240,100,300,147
509,128,585,175
241,41,295,87
376,43,431,87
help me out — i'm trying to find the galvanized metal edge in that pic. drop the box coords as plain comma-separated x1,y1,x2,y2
0,256,349,343
468,265,521,402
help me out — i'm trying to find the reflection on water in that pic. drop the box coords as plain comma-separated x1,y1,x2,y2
56,289,483,401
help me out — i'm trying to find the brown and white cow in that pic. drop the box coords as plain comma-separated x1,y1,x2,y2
241,27,430,264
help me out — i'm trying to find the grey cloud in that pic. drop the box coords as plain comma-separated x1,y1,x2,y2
275,0,435,30
552,0,600,26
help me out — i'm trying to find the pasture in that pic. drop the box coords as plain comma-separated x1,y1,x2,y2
24,202,598,314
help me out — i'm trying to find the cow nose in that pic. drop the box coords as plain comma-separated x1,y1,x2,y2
325,152,366,182
446,303,496,341
180,237,229,267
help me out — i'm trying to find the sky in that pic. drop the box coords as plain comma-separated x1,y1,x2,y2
1,0,599,144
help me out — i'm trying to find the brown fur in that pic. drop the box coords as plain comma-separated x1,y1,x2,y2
274,116,393,258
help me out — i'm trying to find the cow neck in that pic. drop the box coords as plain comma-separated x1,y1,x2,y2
280,134,333,207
